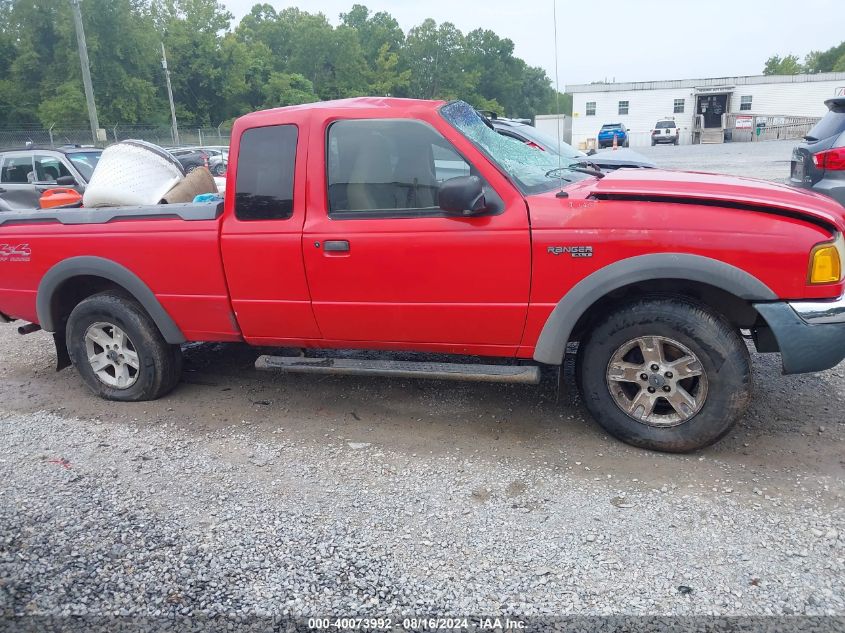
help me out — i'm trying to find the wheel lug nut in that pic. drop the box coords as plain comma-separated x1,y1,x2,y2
663,385,671,392
650,364,659,371
640,373,648,381
665,371,673,379
647,387,656,393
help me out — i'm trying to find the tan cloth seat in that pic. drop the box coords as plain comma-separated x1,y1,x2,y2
347,134,394,211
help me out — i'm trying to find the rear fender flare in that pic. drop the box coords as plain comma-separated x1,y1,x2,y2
532,253,777,365
36,256,186,344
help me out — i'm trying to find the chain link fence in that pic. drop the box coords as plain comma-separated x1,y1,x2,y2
0,125,231,149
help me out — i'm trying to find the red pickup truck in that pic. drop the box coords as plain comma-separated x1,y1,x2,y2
2,98,845,452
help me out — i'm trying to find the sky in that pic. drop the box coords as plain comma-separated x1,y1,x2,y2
222,0,845,88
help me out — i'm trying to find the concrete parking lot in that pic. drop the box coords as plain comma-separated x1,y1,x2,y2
602,139,796,182
1,141,843,625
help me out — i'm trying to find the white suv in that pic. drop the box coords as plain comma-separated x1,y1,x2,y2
651,119,679,146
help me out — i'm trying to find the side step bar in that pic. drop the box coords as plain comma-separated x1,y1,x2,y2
255,355,541,385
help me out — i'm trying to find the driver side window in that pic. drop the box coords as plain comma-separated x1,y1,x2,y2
326,119,475,219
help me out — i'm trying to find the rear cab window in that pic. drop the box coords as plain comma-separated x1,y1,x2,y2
234,125,298,221
655,121,676,129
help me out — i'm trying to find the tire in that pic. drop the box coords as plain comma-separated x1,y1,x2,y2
212,163,226,176
576,297,751,453
66,292,182,402
651,139,656,146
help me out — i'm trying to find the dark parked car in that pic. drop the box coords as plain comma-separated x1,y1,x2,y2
169,147,210,173
0,146,101,210
790,97,845,207
597,123,629,149
490,117,655,170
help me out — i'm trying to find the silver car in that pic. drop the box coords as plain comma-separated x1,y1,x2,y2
0,146,100,210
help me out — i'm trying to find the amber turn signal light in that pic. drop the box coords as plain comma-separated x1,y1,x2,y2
808,243,841,284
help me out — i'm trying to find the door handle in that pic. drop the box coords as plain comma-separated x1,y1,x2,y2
323,240,350,252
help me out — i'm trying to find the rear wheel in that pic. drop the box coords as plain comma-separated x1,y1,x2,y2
66,292,182,401
576,298,751,452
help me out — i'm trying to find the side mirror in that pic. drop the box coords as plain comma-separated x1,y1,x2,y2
56,175,77,186
438,175,486,216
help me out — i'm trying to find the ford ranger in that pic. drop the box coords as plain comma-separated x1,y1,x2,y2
2,98,845,453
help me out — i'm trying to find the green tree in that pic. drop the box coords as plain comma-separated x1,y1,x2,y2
151,0,235,125
763,54,803,75
370,43,410,96
261,72,318,108
37,81,87,127
340,4,403,67
0,1,563,128
403,19,472,100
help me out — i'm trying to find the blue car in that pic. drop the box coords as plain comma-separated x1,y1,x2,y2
597,123,629,149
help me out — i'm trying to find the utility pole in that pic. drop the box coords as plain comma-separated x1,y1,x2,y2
161,42,180,146
69,0,100,144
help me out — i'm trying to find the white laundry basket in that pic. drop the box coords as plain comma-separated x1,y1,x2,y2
83,140,185,208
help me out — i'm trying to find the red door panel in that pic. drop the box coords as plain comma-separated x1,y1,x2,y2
302,115,531,353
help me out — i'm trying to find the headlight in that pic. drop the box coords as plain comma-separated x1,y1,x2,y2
808,236,843,284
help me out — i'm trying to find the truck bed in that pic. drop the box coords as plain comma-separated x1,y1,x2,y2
0,201,223,227
0,201,241,342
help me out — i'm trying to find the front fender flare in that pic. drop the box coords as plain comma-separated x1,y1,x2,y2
36,256,186,344
532,253,777,365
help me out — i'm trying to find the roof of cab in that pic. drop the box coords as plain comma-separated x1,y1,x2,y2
236,97,447,127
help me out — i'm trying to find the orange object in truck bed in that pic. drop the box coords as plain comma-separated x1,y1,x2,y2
39,188,83,209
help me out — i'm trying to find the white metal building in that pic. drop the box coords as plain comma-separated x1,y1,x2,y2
563,72,845,148
534,113,572,144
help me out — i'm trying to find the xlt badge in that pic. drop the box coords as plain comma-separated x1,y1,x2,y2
548,245,593,258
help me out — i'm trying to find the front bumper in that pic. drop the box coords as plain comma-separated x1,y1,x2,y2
754,296,845,374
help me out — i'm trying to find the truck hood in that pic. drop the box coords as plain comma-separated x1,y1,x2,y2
574,168,845,232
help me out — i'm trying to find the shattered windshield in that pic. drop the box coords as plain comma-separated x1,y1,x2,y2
440,101,587,195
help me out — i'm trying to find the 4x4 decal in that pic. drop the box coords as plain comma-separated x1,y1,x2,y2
0,243,32,261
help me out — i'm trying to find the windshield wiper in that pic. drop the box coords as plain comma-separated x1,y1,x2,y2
545,165,605,179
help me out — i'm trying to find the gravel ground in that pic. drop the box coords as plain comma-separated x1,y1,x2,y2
0,324,843,628
1,142,844,629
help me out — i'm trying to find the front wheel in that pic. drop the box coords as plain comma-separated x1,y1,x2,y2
576,298,751,452
66,292,182,401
